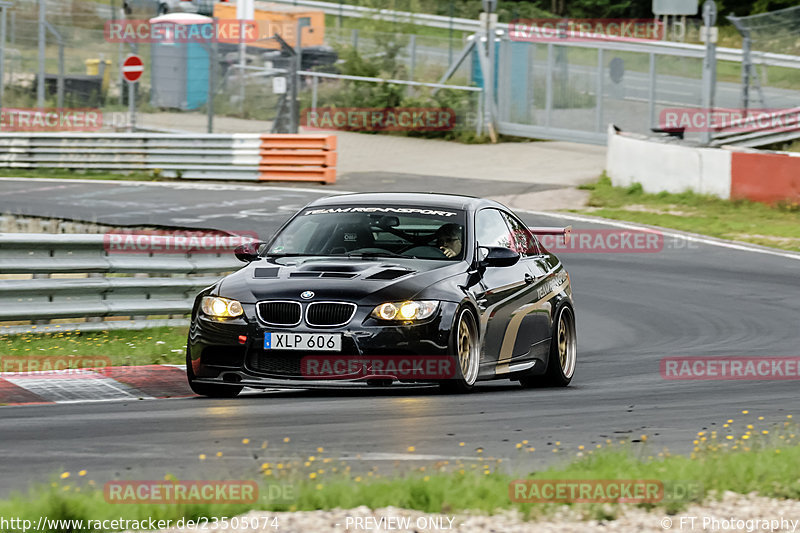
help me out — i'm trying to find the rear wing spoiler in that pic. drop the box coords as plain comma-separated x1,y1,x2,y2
529,225,572,245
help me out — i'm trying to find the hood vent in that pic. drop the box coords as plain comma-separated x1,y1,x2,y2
366,269,414,280
289,271,358,279
254,267,279,278
299,263,367,273
290,272,321,278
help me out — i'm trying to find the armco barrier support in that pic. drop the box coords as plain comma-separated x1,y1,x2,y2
607,126,800,204
0,133,337,184
259,134,337,184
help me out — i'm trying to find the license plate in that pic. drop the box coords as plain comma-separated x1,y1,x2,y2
264,332,342,351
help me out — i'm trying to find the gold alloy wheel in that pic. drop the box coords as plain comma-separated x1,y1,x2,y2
456,310,479,385
557,307,577,379
458,319,471,375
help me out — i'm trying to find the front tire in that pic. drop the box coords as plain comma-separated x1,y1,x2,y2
186,349,243,398
439,307,480,394
520,303,576,388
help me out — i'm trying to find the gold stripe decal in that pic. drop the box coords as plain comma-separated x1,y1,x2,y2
495,276,570,375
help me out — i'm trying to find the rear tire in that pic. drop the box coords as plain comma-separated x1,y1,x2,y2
186,349,243,398
439,307,480,394
520,303,576,388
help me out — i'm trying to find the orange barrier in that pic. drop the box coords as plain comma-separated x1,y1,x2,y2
731,151,800,204
258,134,337,184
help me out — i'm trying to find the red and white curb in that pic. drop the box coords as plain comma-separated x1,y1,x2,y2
0,364,193,406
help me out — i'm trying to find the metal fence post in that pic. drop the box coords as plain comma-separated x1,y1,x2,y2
545,42,554,128
207,41,215,134
57,42,64,109
37,0,45,108
595,47,604,132
408,34,416,83
648,52,656,130
700,0,717,144
0,3,7,109
311,74,318,111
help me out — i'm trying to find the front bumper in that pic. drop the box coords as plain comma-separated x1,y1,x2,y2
188,302,459,388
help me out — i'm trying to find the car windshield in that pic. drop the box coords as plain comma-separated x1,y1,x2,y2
267,205,467,261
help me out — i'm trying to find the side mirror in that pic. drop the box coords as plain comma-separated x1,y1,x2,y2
234,241,265,262
479,246,520,268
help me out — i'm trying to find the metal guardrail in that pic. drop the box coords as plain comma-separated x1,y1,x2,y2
710,107,800,148
0,133,338,183
272,0,800,68
0,133,262,180
0,233,243,326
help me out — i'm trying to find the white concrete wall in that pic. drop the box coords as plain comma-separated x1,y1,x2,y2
605,126,732,199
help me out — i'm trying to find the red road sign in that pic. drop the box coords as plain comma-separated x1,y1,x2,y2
122,55,144,83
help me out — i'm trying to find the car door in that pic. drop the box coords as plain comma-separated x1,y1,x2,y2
470,208,538,376
499,211,554,364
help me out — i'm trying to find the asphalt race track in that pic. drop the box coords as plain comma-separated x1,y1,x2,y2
1,177,799,497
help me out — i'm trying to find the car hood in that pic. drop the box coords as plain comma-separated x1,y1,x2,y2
217,257,466,304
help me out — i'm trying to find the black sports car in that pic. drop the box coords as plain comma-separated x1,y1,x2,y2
187,193,576,396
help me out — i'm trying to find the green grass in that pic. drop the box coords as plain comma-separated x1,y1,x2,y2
0,326,189,368
0,415,797,529
577,175,800,252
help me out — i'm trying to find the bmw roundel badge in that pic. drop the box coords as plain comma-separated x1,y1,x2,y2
301,291,315,299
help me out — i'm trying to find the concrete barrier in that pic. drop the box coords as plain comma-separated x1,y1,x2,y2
731,150,800,204
606,126,800,203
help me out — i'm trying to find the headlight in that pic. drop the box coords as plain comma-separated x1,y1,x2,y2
371,301,439,321
201,296,244,318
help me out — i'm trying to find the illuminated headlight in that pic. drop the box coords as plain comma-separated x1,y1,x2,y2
201,296,244,318
371,301,439,321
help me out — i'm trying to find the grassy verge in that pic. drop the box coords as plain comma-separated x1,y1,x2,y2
577,175,800,252
0,416,796,529
0,326,189,368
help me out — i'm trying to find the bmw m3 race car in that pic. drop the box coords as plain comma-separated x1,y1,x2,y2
186,193,576,396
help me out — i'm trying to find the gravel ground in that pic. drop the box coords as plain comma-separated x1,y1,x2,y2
149,492,800,533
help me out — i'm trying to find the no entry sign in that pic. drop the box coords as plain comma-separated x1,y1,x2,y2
122,55,144,83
